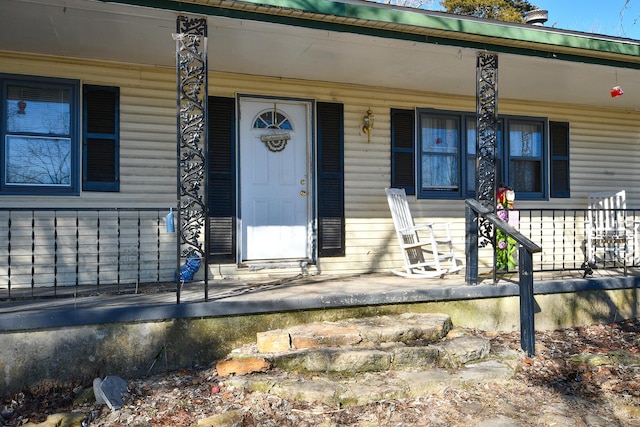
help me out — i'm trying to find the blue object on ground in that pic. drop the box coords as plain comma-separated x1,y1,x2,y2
176,254,201,282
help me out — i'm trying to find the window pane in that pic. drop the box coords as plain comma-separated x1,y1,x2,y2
6,85,71,135
509,122,542,157
5,136,71,185
511,159,541,192
509,121,543,193
466,120,476,156
422,116,458,154
466,119,504,194
466,120,477,192
420,115,459,190
422,154,458,188
253,110,292,130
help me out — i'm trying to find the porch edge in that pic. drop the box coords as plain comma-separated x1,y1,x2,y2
1,276,638,332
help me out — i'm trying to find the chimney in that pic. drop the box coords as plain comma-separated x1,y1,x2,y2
524,9,548,26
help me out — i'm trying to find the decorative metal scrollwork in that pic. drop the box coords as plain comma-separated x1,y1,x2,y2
476,52,498,248
175,15,207,261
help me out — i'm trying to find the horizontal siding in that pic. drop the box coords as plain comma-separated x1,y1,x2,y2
0,52,177,209
2,51,640,280
504,100,640,209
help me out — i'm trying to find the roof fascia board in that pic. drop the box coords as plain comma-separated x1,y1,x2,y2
96,0,640,68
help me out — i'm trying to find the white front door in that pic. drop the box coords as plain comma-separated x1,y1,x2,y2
238,98,312,262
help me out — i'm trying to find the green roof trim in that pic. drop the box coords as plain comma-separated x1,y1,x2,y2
98,0,640,64
238,0,640,57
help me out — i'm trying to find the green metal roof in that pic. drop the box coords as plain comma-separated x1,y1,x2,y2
99,0,640,66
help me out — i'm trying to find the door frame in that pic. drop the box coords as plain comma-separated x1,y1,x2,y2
236,94,317,267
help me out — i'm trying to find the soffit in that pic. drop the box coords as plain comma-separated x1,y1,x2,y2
173,0,640,65
1,0,640,109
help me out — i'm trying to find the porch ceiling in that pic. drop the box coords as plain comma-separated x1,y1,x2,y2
3,0,640,110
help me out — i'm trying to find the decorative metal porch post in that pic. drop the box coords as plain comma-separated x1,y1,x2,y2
472,52,536,356
175,15,208,303
466,52,498,285
476,52,498,211
476,51,499,263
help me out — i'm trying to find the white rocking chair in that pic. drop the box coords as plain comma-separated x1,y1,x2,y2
385,188,461,278
585,190,635,265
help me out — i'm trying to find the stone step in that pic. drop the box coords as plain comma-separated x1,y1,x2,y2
268,334,490,373
215,312,520,407
255,312,453,353
217,313,492,376
220,333,490,375
225,359,517,408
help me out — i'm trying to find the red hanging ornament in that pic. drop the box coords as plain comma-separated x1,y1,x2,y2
610,86,624,98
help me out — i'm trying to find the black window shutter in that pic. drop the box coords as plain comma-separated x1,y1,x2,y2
83,85,119,191
208,96,236,262
391,109,415,195
317,102,345,257
550,121,570,198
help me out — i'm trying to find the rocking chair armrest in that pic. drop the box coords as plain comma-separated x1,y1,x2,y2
428,222,452,228
413,222,453,229
401,241,431,250
398,223,434,233
417,222,453,233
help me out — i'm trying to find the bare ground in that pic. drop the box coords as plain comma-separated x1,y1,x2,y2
2,319,639,427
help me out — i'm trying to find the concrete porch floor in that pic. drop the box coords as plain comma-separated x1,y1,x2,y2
1,267,638,332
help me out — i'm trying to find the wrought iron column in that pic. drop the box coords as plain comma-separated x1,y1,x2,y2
466,52,498,285
477,52,498,282
175,15,208,302
476,52,498,210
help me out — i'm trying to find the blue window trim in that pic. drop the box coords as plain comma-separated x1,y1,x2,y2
0,74,80,196
416,108,549,201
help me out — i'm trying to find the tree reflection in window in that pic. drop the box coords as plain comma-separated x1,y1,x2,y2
3,83,73,189
6,136,71,185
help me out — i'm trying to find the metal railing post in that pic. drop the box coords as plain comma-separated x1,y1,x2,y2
465,204,479,286
519,246,536,357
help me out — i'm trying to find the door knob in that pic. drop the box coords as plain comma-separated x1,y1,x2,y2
300,190,307,196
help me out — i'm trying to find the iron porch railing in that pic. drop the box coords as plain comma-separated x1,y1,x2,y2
1,207,639,302
466,199,543,356
509,208,640,276
0,208,177,300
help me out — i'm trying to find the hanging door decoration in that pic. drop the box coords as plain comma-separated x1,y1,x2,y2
257,103,292,152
